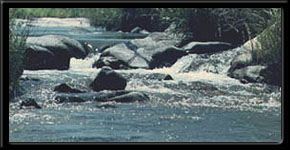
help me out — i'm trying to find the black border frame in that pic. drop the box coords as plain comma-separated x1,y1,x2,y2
1,0,288,147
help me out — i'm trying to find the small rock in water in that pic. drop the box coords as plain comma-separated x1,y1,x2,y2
95,90,150,103
163,74,173,80
20,98,41,109
96,104,116,109
106,91,150,103
54,83,84,93
55,96,86,104
20,77,41,82
90,66,127,92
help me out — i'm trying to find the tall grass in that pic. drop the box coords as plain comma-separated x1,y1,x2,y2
9,8,30,100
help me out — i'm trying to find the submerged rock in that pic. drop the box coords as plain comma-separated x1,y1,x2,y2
24,35,87,70
90,67,127,92
106,92,149,103
20,98,41,109
96,104,116,109
69,27,93,34
54,83,85,93
95,90,149,103
55,95,86,104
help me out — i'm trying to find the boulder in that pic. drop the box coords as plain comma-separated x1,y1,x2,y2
94,29,183,70
24,35,87,70
182,41,232,54
229,65,267,83
20,98,41,109
149,46,187,69
54,83,85,93
89,67,127,91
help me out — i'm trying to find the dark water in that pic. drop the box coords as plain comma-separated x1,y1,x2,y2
9,26,282,143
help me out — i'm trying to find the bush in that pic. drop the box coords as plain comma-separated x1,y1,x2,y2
156,8,273,47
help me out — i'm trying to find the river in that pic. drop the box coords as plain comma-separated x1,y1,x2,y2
9,25,282,143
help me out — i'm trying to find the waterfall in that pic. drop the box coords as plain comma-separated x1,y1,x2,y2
69,53,100,70
151,46,245,86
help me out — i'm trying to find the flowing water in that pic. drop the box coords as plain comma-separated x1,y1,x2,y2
9,26,282,143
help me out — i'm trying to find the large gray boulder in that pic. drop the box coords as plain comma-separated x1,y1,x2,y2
24,35,87,70
89,67,127,92
93,29,184,70
182,41,232,54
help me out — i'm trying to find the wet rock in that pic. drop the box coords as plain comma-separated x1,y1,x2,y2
20,77,40,82
54,83,85,93
20,98,41,109
228,51,253,73
95,28,183,70
55,95,86,104
229,65,267,83
96,104,116,109
149,46,187,69
24,35,87,70
95,43,145,69
131,27,149,34
182,41,232,54
120,72,173,81
130,27,142,33
107,92,149,103
95,90,149,103
90,67,127,92
92,56,129,69
164,81,225,97
163,74,174,80
95,90,131,102
69,27,93,34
